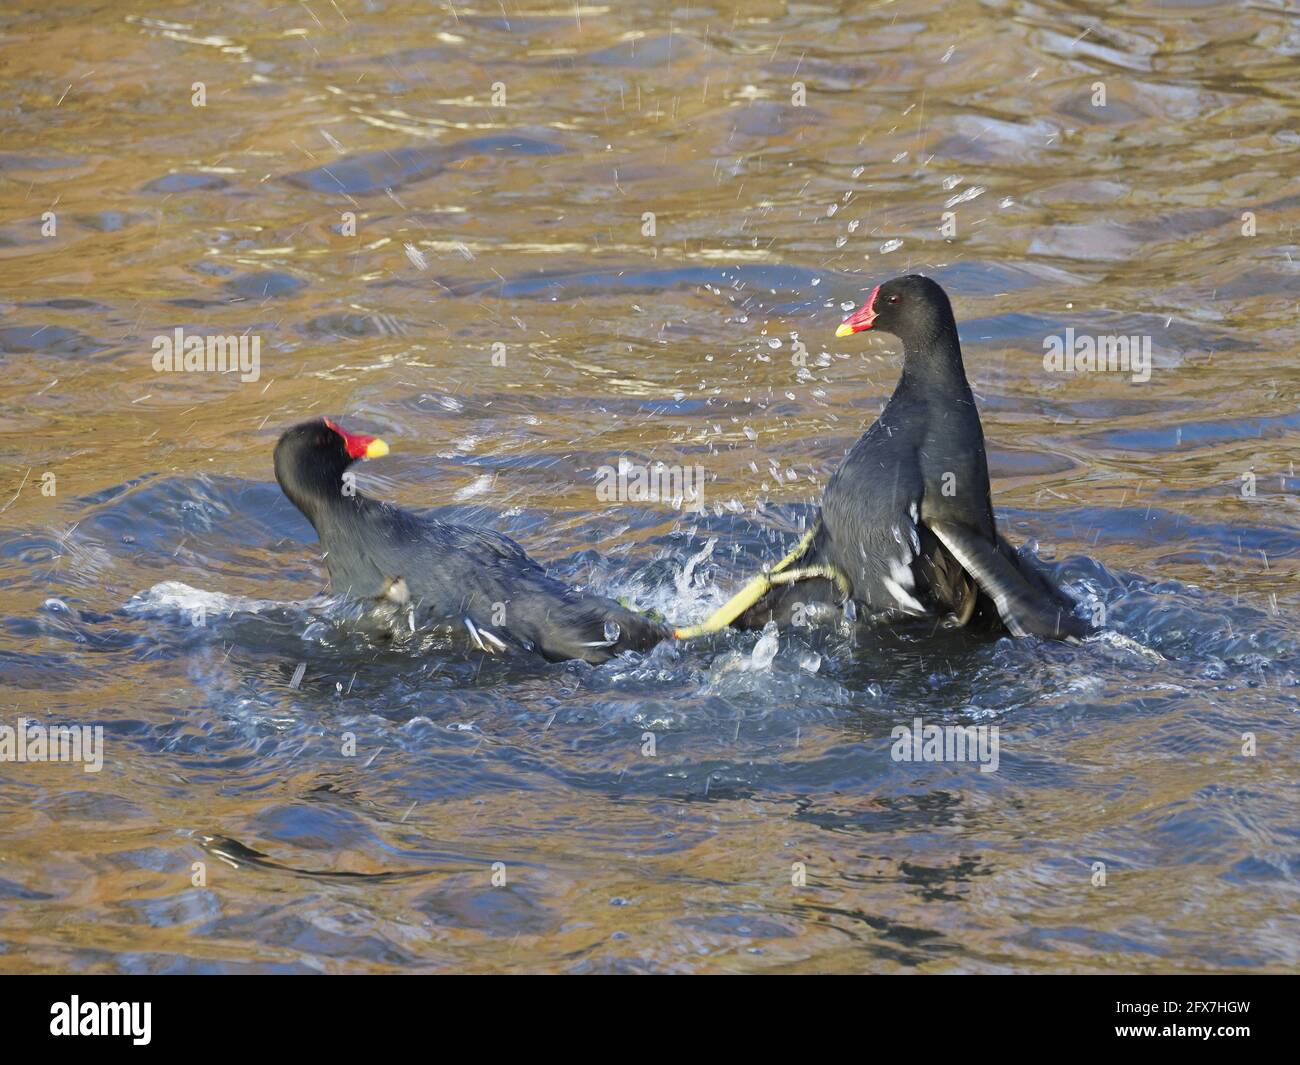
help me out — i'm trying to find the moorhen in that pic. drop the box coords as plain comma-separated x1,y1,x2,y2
681,274,1090,641
273,418,670,663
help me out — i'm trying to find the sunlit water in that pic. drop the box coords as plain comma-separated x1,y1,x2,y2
0,1,1296,973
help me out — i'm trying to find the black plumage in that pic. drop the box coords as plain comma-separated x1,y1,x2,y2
273,418,669,663
738,274,1089,640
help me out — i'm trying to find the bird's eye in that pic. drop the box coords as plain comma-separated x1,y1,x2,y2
887,294,901,305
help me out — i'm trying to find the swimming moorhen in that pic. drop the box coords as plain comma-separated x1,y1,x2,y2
273,418,670,663
688,274,1089,641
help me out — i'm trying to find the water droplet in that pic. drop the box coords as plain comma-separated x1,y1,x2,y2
751,623,779,669
402,242,428,271
945,185,985,209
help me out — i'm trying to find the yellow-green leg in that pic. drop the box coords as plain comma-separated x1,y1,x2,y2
768,564,852,601
673,523,850,639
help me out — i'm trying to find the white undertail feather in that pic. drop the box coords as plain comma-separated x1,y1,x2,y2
463,616,507,653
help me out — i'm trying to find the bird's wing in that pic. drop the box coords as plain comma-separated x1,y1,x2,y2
821,441,929,616
926,520,1088,640
367,515,667,662
450,524,539,566
725,423,930,628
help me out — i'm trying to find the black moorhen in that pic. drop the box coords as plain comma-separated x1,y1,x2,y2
273,418,670,663
700,274,1089,641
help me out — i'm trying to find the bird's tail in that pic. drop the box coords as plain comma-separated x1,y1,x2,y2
516,592,670,664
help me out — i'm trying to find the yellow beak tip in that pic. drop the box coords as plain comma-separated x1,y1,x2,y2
365,439,390,459
835,323,855,338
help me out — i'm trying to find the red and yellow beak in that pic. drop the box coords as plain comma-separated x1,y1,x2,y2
836,284,881,337
323,418,390,460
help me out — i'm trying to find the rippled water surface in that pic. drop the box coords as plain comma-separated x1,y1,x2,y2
1,1,1297,973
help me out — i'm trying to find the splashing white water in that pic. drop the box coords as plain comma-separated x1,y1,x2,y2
124,580,289,617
